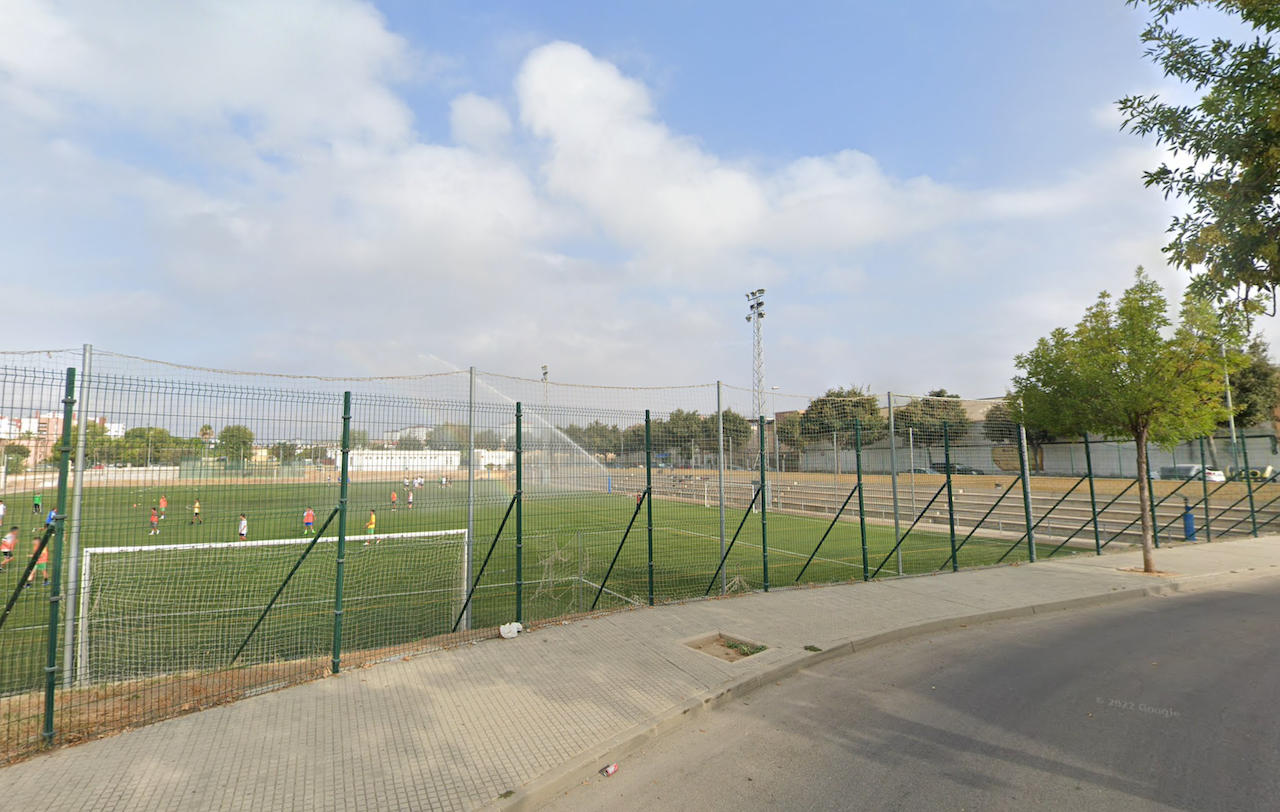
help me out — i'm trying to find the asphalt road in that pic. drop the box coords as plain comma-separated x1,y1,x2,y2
541,577,1280,812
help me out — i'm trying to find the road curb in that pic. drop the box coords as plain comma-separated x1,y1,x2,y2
479,565,1280,812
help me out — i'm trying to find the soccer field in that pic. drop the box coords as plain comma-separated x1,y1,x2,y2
0,478,1036,695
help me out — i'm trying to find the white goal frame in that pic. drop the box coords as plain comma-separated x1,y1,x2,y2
75,528,467,685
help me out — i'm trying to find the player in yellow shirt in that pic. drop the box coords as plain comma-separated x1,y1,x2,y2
364,509,378,545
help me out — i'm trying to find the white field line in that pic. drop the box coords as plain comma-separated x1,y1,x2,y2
89,528,467,555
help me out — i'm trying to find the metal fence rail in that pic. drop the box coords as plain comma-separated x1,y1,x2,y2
0,348,1276,763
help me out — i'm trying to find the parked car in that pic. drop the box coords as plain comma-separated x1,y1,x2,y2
904,468,935,475
1158,464,1226,482
931,463,987,476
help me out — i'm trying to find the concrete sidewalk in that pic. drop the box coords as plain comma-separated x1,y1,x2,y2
5,538,1280,812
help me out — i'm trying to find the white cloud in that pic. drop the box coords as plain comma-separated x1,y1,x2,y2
0,4,1232,397
450,93,512,152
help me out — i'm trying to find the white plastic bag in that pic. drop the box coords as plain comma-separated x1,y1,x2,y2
499,621,523,639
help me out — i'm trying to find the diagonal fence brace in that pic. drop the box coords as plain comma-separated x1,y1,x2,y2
939,476,1022,571
590,488,650,611
0,522,58,634
452,491,520,633
230,506,340,665
705,486,762,596
994,476,1089,564
795,484,860,583
870,483,948,579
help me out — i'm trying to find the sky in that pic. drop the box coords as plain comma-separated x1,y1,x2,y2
0,0,1268,399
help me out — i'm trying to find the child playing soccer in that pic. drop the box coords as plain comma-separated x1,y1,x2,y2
0,526,16,572
238,514,248,541
390,490,398,511
190,500,203,524
159,494,168,520
364,509,377,545
303,507,315,534
26,537,49,588
149,508,160,536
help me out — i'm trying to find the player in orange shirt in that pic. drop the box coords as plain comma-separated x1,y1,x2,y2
390,489,398,512
26,536,50,588
159,494,168,520
303,507,316,535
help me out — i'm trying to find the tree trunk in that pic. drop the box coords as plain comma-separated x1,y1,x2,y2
1207,435,1221,470
1135,428,1156,573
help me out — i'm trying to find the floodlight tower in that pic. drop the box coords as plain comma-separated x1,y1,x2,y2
745,289,766,421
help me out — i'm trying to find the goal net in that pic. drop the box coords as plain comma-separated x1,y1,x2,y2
76,529,467,683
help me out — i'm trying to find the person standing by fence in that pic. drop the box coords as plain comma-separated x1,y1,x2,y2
303,507,315,534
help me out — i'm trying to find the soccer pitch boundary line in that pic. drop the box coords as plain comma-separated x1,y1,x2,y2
88,528,468,555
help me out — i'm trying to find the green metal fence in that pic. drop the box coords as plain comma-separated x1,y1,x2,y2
0,350,1277,763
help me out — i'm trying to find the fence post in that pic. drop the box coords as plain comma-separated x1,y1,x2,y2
717,382,726,596
1145,446,1159,548
888,393,903,575
1084,435,1101,555
515,402,523,622
1199,437,1212,542
465,367,475,630
42,368,76,745
759,414,769,592
944,422,958,572
1018,424,1036,562
63,344,91,687
331,392,351,674
855,419,869,581
1241,437,1258,537
645,409,654,606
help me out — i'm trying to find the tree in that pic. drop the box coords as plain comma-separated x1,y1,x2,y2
893,390,971,447
797,386,887,448
983,401,1055,447
1012,269,1241,572
1226,338,1280,429
3,444,29,475
216,425,255,462
269,442,298,463
397,434,425,451
349,429,370,449
119,427,183,467
1119,1,1280,303
718,410,753,451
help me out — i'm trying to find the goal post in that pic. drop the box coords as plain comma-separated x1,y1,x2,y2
75,529,468,685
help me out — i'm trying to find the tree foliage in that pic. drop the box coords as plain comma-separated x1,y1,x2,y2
1012,269,1242,571
1225,337,1280,428
216,425,255,460
983,401,1055,447
893,389,970,447
1119,1,1280,303
796,386,887,447
397,433,425,451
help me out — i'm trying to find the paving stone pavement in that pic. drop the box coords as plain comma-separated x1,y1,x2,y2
4,537,1279,812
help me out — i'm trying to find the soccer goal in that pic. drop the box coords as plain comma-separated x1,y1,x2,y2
75,529,467,684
